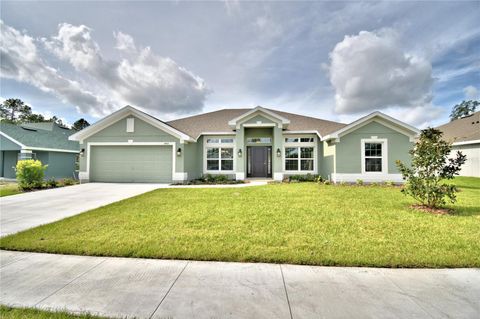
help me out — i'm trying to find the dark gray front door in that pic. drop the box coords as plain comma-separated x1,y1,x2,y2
247,146,272,178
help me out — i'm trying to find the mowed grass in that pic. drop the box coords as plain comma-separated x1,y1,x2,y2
0,306,106,319
1,177,479,268
0,183,21,197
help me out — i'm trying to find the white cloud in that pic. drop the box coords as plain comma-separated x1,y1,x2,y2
463,85,478,100
328,29,434,114
0,20,115,117
44,23,210,115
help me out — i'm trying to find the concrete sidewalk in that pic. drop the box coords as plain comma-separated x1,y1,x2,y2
1,250,479,318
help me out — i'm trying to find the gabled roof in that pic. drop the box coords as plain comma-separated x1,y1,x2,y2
227,106,290,128
167,107,347,139
323,111,420,141
69,106,195,142
437,111,480,145
0,122,79,152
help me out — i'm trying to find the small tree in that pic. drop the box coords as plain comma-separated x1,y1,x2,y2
72,118,90,131
450,100,478,121
16,159,48,190
396,128,466,208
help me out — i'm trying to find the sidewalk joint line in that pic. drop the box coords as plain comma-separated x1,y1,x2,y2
34,257,107,307
280,264,294,319
149,261,189,319
0,252,30,269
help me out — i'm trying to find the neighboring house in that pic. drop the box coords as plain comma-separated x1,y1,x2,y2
437,111,480,177
0,122,80,179
69,106,419,183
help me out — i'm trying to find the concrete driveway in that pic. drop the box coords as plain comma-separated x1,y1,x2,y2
1,250,479,318
0,183,166,236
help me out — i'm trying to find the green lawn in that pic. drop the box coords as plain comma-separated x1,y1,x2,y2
0,306,105,319
1,177,479,268
0,183,21,197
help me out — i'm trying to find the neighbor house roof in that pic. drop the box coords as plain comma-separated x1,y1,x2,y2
436,111,480,145
0,122,80,152
167,108,347,139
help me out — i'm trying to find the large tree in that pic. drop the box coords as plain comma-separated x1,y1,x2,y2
72,118,90,131
450,100,479,121
0,98,32,123
396,128,466,208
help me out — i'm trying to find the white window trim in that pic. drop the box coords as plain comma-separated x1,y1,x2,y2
361,138,388,174
283,135,317,174
203,139,236,174
83,142,179,181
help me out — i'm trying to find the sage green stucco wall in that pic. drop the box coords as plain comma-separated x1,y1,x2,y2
245,128,273,140
80,115,183,174
335,121,413,174
320,141,336,179
1,151,18,178
243,114,274,125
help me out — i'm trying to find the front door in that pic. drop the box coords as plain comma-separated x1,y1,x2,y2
247,146,272,178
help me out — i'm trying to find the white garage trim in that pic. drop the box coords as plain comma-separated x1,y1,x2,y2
84,142,177,181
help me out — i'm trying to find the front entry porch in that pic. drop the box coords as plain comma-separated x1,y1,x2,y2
246,146,272,178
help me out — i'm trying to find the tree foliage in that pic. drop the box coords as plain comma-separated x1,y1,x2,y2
1,98,69,127
396,128,466,208
0,98,32,123
72,118,90,131
450,100,479,121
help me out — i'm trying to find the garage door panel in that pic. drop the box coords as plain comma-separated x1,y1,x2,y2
90,145,172,183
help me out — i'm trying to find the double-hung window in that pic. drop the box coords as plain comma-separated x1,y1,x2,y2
205,137,235,172
362,139,387,173
284,136,315,172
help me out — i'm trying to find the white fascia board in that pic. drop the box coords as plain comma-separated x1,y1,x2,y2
26,147,80,153
322,112,420,141
283,130,322,139
0,131,26,148
452,139,480,146
228,106,290,128
69,105,194,142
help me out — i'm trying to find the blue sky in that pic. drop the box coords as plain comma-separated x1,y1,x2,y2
1,1,479,127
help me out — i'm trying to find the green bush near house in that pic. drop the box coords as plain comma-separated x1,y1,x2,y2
15,159,48,190
2,177,478,268
287,173,319,182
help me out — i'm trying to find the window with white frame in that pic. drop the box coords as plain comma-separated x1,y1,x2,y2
362,140,387,173
205,137,234,172
284,136,316,172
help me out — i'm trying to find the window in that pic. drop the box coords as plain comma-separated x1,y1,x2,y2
206,147,234,171
361,139,387,174
207,138,234,144
246,137,272,144
364,143,382,172
285,137,315,143
284,147,314,171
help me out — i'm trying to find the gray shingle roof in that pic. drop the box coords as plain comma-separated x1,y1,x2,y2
167,108,346,139
0,122,80,151
437,111,480,143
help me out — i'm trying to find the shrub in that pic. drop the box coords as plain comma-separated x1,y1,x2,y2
323,180,331,185
356,179,364,186
371,182,379,187
384,181,395,187
396,128,466,208
288,174,319,182
46,178,58,188
16,159,47,190
197,174,235,184
61,178,76,186
339,181,347,186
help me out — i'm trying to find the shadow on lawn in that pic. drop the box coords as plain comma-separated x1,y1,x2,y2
448,205,480,217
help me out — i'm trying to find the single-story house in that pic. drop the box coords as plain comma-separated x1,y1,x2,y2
70,106,419,184
0,122,80,179
437,111,480,177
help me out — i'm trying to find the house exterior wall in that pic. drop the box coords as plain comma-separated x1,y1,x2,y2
452,143,479,177
332,121,413,182
44,151,77,179
79,115,184,182
1,151,18,178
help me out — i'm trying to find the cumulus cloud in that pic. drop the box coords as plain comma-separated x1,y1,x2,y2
0,20,114,117
328,29,434,114
1,21,209,118
463,85,478,100
44,23,209,115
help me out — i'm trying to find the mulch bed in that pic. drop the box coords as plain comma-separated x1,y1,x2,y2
411,204,453,215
